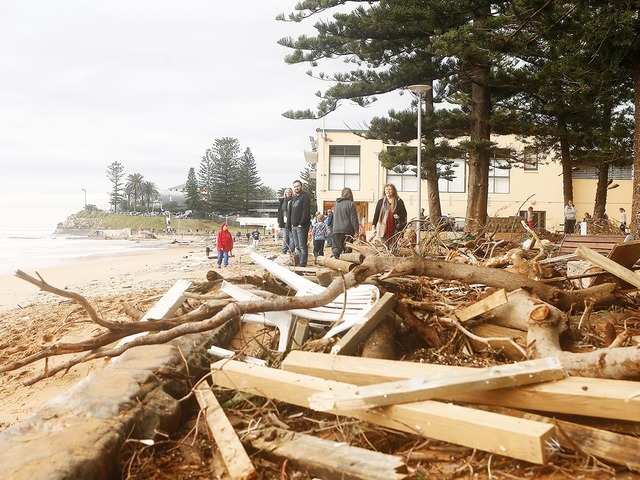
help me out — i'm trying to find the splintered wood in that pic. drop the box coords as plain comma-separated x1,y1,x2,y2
309,357,566,411
247,427,407,480
211,360,555,464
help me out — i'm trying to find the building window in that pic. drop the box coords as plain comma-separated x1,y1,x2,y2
573,164,633,180
489,149,511,194
387,165,418,192
329,145,360,191
523,147,539,171
438,159,466,193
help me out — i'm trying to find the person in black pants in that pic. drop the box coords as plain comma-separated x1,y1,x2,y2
331,187,360,258
277,188,294,253
287,179,311,266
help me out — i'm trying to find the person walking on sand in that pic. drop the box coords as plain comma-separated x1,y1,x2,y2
564,201,577,233
372,183,407,245
251,228,260,248
216,224,233,268
324,209,334,248
312,213,329,261
277,188,294,254
287,179,311,266
619,207,628,233
332,187,359,258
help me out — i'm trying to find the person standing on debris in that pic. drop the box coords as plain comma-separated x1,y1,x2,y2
619,207,628,233
372,183,407,244
312,212,328,261
216,224,233,268
288,179,312,267
564,201,577,233
277,188,294,254
527,206,536,229
332,187,359,258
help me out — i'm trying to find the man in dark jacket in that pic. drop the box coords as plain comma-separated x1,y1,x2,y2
332,187,359,258
287,180,311,266
277,188,294,253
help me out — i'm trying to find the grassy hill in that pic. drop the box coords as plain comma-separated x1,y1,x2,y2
60,211,225,234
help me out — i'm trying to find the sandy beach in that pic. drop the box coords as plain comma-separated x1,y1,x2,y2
0,238,260,429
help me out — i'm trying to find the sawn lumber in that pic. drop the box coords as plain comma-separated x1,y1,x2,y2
194,384,256,480
211,360,555,464
309,357,566,411
281,351,640,422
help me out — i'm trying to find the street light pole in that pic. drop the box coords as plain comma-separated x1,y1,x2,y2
82,188,87,209
407,84,432,249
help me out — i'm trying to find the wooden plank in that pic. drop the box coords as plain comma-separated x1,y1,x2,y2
538,253,578,265
310,357,565,411
331,292,397,355
576,245,640,288
469,323,527,360
487,406,640,471
115,279,191,349
247,427,407,480
281,351,640,422
211,360,555,464
592,240,640,287
194,384,256,480
454,289,508,322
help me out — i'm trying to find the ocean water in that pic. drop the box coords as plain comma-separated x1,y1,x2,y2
0,209,167,275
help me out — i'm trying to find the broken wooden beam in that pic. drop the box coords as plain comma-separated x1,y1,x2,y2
246,427,407,480
576,245,640,288
454,289,508,322
281,351,640,422
194,384,256,480
487,406,640,471
331,292,397,355
211,360,555,464
316,255,355,273
309,357,565,411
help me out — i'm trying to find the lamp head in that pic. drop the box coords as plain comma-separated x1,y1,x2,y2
407,84,432,96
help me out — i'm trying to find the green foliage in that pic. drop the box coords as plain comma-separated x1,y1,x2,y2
141,181,159,211
106,161,125,213
125,173,144,211
185,167,201,213
236,148,263,211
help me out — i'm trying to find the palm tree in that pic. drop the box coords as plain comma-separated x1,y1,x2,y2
125,173,144,211
141,181,159,211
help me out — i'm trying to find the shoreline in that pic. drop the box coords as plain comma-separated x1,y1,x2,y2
0,240,210,313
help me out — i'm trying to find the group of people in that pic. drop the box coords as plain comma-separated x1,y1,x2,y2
558,201,628,234
277,180,408,267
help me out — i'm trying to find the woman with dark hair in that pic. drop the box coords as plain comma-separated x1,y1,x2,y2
372,183,407,243
331,187,359,258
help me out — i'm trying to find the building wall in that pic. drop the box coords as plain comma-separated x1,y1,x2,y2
314,130,632,231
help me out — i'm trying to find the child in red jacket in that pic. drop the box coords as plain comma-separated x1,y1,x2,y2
216,224,234,267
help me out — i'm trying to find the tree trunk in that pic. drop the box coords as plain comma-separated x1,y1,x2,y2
423,79,442,222
464,11,491,232
632,62,640,236
593,163,609,219
559,119,573,204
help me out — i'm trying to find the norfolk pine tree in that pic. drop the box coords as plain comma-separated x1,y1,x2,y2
185,167,201,213
106,161,125,213
198,148,216,214
236,147,262,213
210,137,242,214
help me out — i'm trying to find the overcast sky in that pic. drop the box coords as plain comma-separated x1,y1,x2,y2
1,0,411,227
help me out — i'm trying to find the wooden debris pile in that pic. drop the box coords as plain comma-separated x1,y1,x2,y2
5,227,640,478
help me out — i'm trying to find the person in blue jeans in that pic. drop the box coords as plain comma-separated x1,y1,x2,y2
287,179,311,266
216,224,234,267
277,188,294,253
